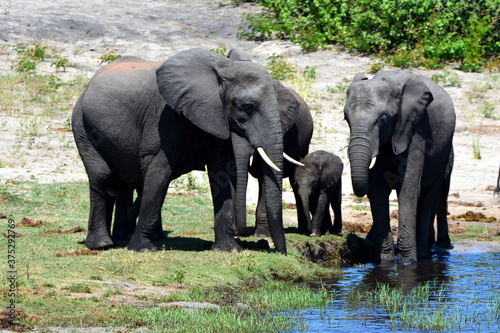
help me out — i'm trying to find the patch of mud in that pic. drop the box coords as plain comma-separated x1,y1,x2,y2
452,210,497,222
16,217,45,227
0,307,37,331
290,234,374,266
44,226,86,234
55,249,100,257
3,231,23,238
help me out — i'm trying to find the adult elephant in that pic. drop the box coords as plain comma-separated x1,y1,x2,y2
227,48,314,237
344,70,455,265
72,48,300,254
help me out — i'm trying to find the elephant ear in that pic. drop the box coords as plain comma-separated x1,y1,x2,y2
372,70,400,80
386,72,434,155
352,72,368,82
156,48,233,140
274,81,300,134
227,48,253,62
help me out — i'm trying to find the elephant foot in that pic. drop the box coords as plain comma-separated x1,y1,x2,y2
252,224,270,238
397,255,417,266
86,232,114,250
311,227,322,237
211,238,243,252
127,235,158,252
151,230,166,242
436,238,451,249
111,232,130,245
331,222,342,234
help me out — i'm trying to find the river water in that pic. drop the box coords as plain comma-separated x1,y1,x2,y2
287,244,500,332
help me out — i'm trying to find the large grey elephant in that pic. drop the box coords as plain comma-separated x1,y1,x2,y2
227,48,314,237
344,70,455,264
72,48,300,254
293,150,343,236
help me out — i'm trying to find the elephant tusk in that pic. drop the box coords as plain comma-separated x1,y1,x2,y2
249,155,254,167
257,147,281,172
283,153,305,167
369,156,377,169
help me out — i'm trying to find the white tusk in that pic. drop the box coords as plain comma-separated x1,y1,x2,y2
257,147,281,172
283,153,305,167
249,155,254,167
369,156,377,169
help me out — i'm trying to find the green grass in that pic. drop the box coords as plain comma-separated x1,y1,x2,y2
0,181,338,330
346,281,500,331
0,73,86,118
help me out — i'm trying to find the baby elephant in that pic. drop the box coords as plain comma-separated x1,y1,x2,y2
294,150,343,236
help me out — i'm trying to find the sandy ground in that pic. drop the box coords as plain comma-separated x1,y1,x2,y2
1,0,499,239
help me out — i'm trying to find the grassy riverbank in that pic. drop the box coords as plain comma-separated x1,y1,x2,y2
0,181,342,331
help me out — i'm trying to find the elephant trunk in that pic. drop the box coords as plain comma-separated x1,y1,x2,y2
298,188,312,234
231,133,252,236
261,125,286,254
348,134,372,198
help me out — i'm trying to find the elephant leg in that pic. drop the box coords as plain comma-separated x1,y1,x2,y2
207,153,242,252
416,183,441,259
291,174,308,234
311,191,331,236
310,191,332,237
436,176,451,248
128,158,170,252
330,180,342,234
367,174,393,263
321,204,333,236
253,177,270,237
232,133,252,237
397,145,425,265
112,188,135,244
81,149,115,250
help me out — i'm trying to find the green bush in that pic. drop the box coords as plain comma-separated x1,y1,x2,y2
239,0,500,71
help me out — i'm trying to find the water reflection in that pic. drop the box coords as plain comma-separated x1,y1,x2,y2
297,249,500,333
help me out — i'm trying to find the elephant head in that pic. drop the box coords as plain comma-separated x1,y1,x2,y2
155,48,300,253
225,48,304,237
344,70,433,197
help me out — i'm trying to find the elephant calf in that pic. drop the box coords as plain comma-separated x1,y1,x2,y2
294,150,343,236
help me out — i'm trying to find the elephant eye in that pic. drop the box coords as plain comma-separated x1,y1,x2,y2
379,114,389,125
241,102,257,115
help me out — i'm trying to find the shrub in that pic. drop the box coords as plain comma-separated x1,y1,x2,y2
240,0,500,71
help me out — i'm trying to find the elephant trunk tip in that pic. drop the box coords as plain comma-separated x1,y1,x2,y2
352,183,368,198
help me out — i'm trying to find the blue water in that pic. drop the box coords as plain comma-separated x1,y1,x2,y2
285,246,500,332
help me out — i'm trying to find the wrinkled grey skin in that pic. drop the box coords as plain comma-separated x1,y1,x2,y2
293,150,343,236
344,70,455,265
432,151,453,249
227,48,314,237
72,48,299,254
495,166,500,197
